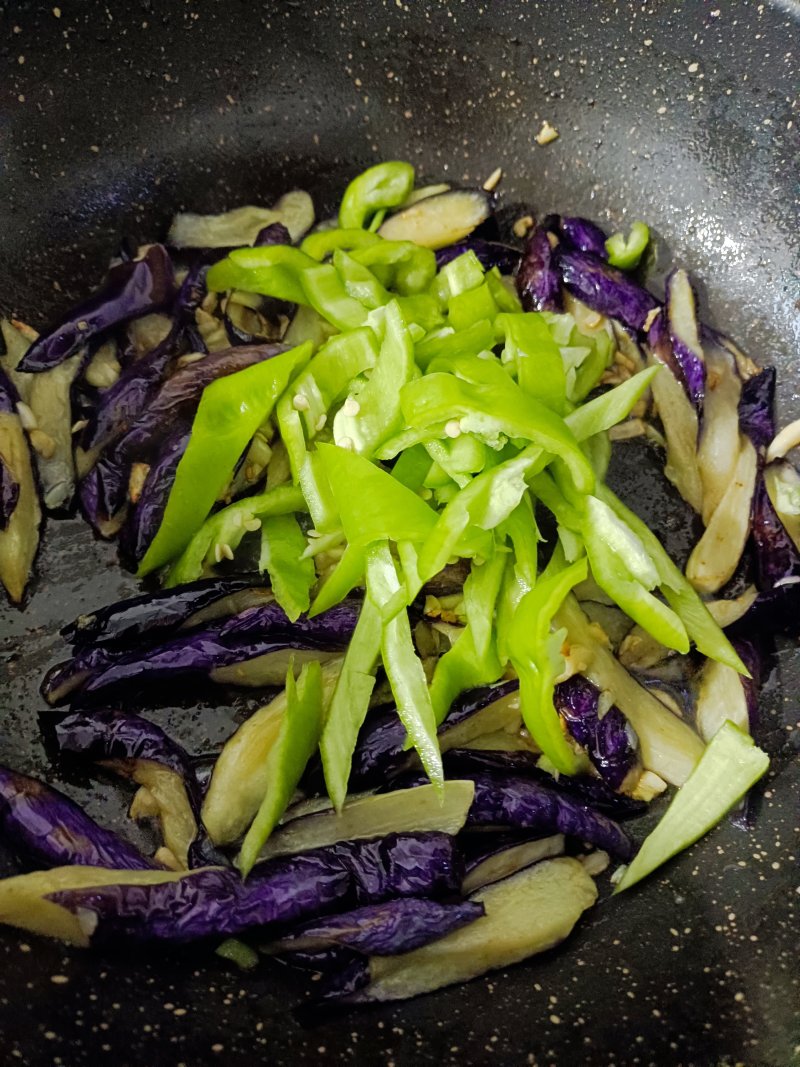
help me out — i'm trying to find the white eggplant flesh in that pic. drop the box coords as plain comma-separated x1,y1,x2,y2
349,857,597,1003
686,437,758,594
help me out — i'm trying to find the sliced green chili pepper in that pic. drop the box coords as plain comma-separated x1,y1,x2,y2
416,445,543,581
414,319,495,371
259,513,315,622
319,597,382,811
485,267,523,313
350,241,437,296
298,450,340,533
338,161,415,230
314,441,436,547
400,369,594,494
447,280,499,332
495,493,540,663
507,557,589,775
276,327,379,494
332,249,390,310
581,496,690,653
390,443,434,492
206,246,317,304
596,483,748,674
333,301,416,457
140,343,312,576
497,312,567,414
300,228,383,261
300,263,370,331
564,365,659,441
365,542,444,791
310,542,367,617
164,484,307,588
434,250,485,301
605,221,650,271
429,547,507,724
238,659,324,876
394,293,445,332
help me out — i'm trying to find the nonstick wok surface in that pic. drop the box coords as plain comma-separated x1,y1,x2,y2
0,2,798,1064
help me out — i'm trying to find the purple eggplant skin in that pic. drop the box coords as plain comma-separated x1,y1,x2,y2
750,475,800,592
348,679,521,789
18,246,175,373
435,238,521,276
647,309,691,396
61,576,272,650
0,461,19,530
119,427,191,566
266,897,484,957
664,269,705,405
52,708,201,812
79,342,289,528
516,226,562,312
559,216,609,259
0,766,157,871
81,321,186,453
43,598,360,704
554,675,637,790
444,679,520,729
51,707,206,868
733,638,762,732
555,247,659,333
248,831,464,908
438,749,646,820
47,831,463,945
41,645,115,706
739,366,776,451
253,222,292,247
462,771,635,860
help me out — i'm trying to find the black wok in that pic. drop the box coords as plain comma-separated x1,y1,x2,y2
0,1,798,1063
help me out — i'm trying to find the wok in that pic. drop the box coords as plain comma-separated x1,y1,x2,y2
0,1,798,1063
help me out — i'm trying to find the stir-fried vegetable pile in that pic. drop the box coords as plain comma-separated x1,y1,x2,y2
0,160,788,1002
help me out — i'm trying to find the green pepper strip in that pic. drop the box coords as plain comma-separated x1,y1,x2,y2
333,300,416,457
495,493,540,664
300,263,370,331
314,441,436,547
435,250,485,300
429,546,507,724
400,370,594,494
140,343,312,576
416,445,542,582
485,268,523,313
564,365,659,439
497,312,567,414
531,470,690,653
414,319,495,371
414,365,659,582
319,597,383,811
164,484,307,587
206,246,317,304
310,542,367,617
332,249,391,310
448,280,499,331
259,513,315,622
237,659,325,876
365,542,444,791
277,327,379,484
301,228,383,261
596,484,748,674
338,161,415,230
605,221,650,271
507,557,589,775
350,241,437,296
